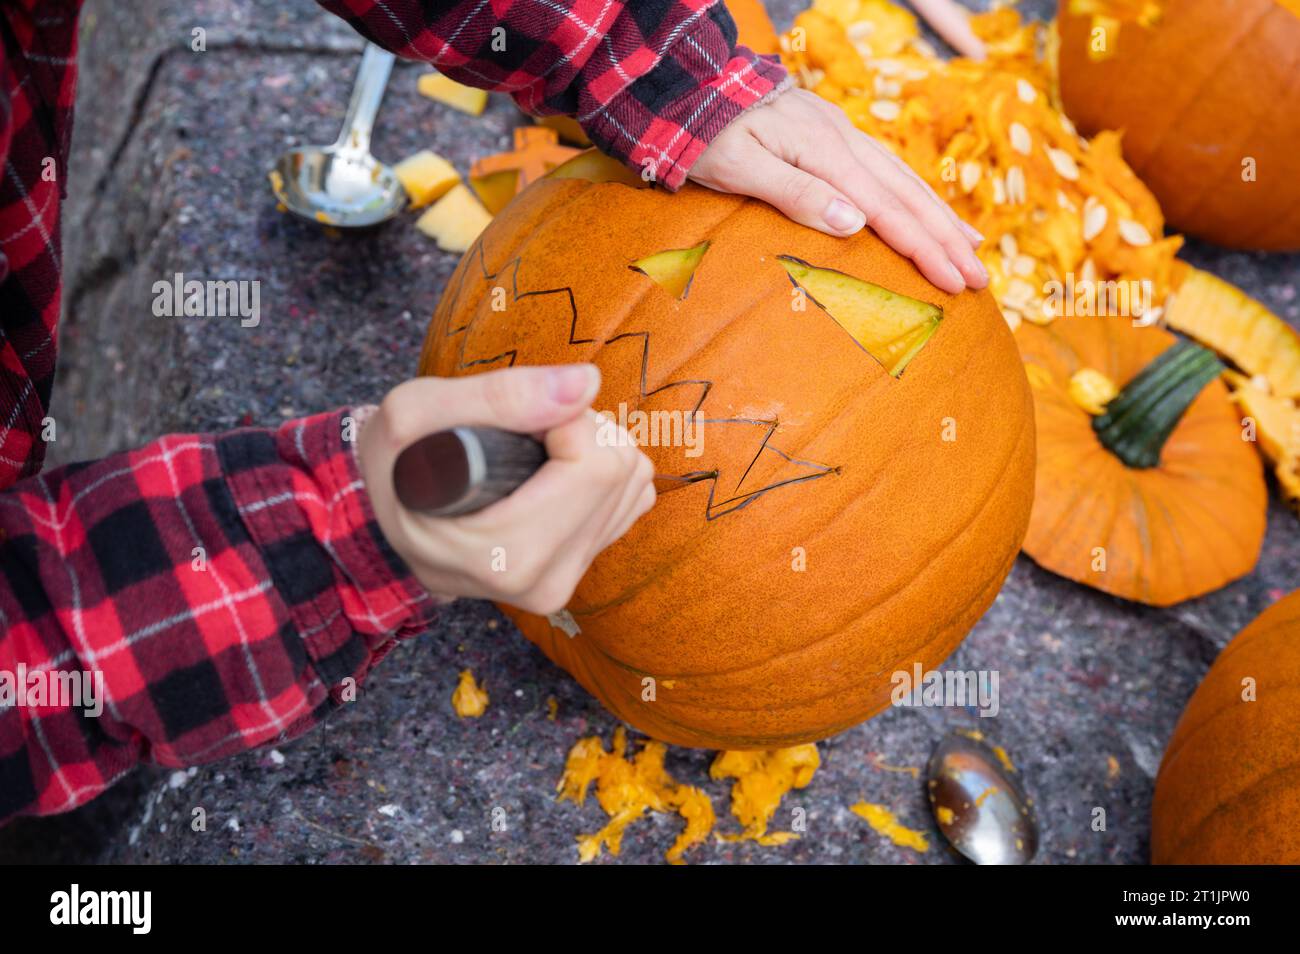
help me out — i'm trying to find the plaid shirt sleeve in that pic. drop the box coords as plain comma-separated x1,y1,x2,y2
316,0,790,189
0,408,440,824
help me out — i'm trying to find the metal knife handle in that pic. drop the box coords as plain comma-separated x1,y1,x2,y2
393,426,547,517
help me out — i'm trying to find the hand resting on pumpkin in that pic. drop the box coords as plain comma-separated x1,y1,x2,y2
358,365,655,614
689,87,988,295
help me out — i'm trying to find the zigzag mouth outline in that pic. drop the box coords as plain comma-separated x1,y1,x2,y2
433,236,839,521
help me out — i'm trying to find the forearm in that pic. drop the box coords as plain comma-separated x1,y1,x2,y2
0,408,438,824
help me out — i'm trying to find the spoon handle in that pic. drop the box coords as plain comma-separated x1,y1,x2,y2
334,43,395,154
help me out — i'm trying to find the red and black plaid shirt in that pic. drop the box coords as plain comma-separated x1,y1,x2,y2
0,0,786,824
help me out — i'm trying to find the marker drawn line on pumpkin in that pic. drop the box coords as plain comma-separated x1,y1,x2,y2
441,234,843,520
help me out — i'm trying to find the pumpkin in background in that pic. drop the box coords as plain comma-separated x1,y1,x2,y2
1055,0,1300,250
1015,315,1266,606
418,151,1034,749
727,0,782,55
1152,590,1300,863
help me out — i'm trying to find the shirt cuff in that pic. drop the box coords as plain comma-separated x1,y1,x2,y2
581,44,789,191
216,408,440,696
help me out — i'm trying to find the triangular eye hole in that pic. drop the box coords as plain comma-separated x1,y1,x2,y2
629,242,710,300
779,256,943,377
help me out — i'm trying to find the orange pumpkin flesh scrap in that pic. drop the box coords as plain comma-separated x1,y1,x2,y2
451,669,489,717
468,170,518,216
468,126,580,207
556,728,715,864
779,257,943,377
850,802,930,852
1056,0,1300,250
1152,589,1300,864
710,744,820,844
1016,317,1266,606
419,149,1035,749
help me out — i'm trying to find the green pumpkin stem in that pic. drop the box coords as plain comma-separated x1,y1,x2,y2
1092,340,1224,469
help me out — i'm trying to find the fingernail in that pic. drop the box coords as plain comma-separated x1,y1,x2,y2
824,198,865,233
961,221,985,244
972,256,989,284
946,262,966,291
548,364,599,404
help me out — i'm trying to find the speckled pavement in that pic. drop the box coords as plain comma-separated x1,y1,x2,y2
2,0,1296,864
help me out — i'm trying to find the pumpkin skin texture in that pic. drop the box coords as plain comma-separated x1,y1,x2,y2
1055,0,1300,251
1015,316,1266,606
1152,590,1300,863
418,161,1035,749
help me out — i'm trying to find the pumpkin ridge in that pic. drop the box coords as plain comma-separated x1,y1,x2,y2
1160,677,1300,773
572,431,1029,697
1211,610,1300,665
1152,480,1253,594
1168,5,1300,224
571,293,946,618
1122,1,1273,182
590,536,1022,731
1028,444,1118,563
1160,731,1300,863
1155,466,1264,562
605,405,1033,685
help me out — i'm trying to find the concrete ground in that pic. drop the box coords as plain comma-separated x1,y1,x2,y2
2,0,1296,864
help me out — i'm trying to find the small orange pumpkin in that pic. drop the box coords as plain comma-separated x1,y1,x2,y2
1152,590,1300,863
1015,315,1266,605
418,151,1034,748
1056,0,1300,250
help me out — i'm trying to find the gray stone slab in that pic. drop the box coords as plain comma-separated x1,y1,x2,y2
2,0,1296,864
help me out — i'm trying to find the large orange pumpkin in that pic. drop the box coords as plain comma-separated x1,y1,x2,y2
418,152,1035,749
1055,0,1300,250
1152,590,1300,863
1015,315,1266,606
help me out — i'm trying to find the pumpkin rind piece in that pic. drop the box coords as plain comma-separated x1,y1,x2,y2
419,170,1034,749
1016,316,1266,606
414,183,492,253
416,73,489,115
1165,266,1300,400
1152,590,1300,864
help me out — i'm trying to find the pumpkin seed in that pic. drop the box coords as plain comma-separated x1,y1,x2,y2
1082,197,1108,241
870,100,901,122
1016,78,1037,103
1009,122,1032,155
960,161,982,193
1119,219,1153,246
1047,147,1080,181
1005,166,1027,204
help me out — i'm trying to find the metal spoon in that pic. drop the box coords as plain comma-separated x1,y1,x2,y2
271,43,406,228
926,731,1038,864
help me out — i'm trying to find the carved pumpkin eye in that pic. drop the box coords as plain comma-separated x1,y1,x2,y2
779,256,943,377
629,242,710,300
